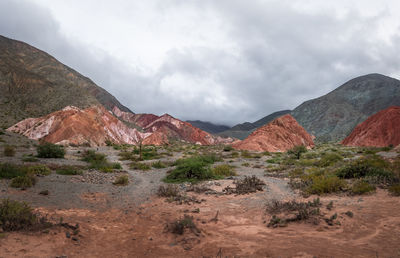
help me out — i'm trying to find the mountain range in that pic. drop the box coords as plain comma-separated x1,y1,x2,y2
1,34,399,147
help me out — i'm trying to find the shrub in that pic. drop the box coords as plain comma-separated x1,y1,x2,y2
318,153,343,167
10,175,36,189
166,215,200,235
56,166,82,175
223,145,233,152
152,161,167,169
27,165,51,176
4,145,15,157
36,143,65,158
164,157,215,183
130,162,151,171
212,164,236,177
336,157,393,181
241,150,253,158
0,163,27,179
82,150,119,172
113,175,129,186
389,184,400,196
287,145,307,159
306,175,346,195
351,180,376,195
224,176,265,194
157,184,180,197
22,155,39,162
0,199,37,231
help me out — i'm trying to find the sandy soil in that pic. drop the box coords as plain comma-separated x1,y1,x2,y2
1,189,400,257
1,134,400,257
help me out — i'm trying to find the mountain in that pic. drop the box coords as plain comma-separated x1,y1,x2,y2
185,120,230,134
219,110,291,139
232,114,314,152
112,106,233,145
342,106,400,147
0,35,132,129
292,74,400,142
8,106,144,146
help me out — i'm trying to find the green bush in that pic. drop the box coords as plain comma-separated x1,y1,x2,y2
164,157,215,183
336,157,393,180
287,145,307,159
318,153,343,167
4,145,15,157
0,163,27,179
10,175,36,189
113,175,129,186
306,175,346,195
56,166,82,175
351,180,376,195
0,199,37,231
36,143,65,158
27,165,51,176
212,164,236,177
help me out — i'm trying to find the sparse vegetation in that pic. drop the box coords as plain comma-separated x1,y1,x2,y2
36,143,65,158
4,145,16,157
224,176,265,194
212,164,236,177
351,180,376,195
157,184,180,197
82,150,121,172
10,175,36,189
389,184,400,196
27,164,51,176
0,163,27,179
287,145,307,159
22,155,39,162
152,160,167,169
113,175,129,186
223,145,234,152
0,199,51,231
166,215,200,236
130,162,151,171
56,166,82,175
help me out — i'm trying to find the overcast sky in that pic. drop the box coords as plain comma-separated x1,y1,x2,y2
1,0,400,126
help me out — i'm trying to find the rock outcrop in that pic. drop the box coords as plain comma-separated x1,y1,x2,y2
232,114,314,152
8,106,145,146
342,106,400,147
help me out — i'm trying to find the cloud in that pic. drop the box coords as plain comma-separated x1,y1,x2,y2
1,0,400,126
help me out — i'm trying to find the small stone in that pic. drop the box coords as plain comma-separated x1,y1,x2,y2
148,237,153,241
65,232,71,238
71,237,79,241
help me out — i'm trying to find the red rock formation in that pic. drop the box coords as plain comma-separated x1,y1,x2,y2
7,106,146,146
113,106,233,145
342,106,400,147
232,114,314,152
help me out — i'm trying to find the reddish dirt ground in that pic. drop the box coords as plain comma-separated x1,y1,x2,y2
1,189,400,258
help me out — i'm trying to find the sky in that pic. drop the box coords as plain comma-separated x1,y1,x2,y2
1,0,400,126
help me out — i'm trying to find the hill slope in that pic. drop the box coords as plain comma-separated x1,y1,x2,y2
0,35,131,128
342,106,400,147
232,114,314,152
292,74,400,142
219,110,291,139
186,120,230,134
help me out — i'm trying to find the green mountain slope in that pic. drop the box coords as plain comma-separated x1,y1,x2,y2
0,35,132,128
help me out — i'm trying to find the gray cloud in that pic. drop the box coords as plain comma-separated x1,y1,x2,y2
1,0,400,126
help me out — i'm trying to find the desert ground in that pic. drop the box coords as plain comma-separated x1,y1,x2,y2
1,131,400,258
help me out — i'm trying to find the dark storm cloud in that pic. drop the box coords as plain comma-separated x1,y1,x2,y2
1,0,400,126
